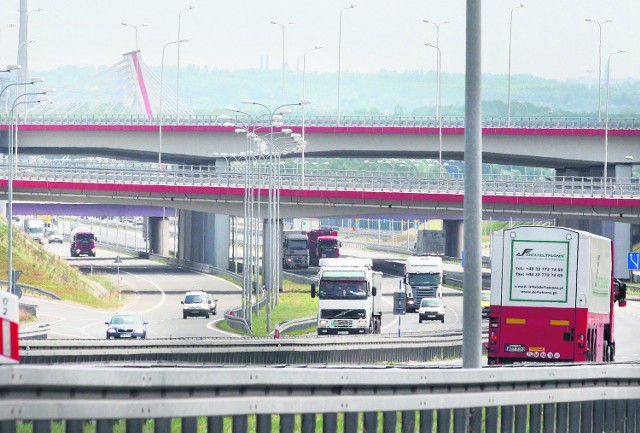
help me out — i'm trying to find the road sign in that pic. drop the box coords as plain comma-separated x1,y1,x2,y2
628,252,640,270
0,291,20,364
393,292,406,315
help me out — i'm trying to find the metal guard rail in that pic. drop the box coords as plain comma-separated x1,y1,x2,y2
2,162,640,200
7,113,640,129
0,364,638,433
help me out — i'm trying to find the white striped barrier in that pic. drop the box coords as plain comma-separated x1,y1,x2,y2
0,291,19,364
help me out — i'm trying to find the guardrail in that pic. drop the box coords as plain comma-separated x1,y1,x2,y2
1,364,638,433
8,112,640,129
3,161,640,200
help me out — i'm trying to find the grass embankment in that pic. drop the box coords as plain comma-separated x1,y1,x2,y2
0,219,123,309
217,280,317,337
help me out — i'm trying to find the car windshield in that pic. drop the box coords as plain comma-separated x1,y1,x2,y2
421,299,443,307
111,315,143,325
319,280,367,300
185,295,207,304
408,273,440,286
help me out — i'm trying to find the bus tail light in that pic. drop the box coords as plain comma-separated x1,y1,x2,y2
577,333,585,349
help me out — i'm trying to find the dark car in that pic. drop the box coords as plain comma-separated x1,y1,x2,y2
206,294,218,315
105,313,148,339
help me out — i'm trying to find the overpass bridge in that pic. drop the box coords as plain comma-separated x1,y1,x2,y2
2,160,639,277
2,115,640,172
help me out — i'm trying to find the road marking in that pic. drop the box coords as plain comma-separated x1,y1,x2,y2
207,318,242,338
123,271,166,313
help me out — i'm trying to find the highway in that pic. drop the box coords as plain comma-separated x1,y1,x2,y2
17,234,639,363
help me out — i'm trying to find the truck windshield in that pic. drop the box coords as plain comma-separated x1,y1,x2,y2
408,273,440,286
27,227,43,234
286,240,308,249
319,281,367,300
319,239,339,248
76,233,95,241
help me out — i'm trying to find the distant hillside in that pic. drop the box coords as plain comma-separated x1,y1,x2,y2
30,66,640,117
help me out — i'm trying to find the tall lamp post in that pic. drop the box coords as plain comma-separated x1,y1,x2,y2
159,39,188,165
506,4,524,128
121,22,148,51
270,20,294,105
301,45,321,187
337,4,356,126
7,90,50,296
425,43,443,177
423,20,449,120
176,6,194,122
585,18,612,123
603,49,625,195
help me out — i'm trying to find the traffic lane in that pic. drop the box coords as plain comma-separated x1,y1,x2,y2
611,297,640,362
379,274,463,335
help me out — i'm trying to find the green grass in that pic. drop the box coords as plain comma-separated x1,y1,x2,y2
0,218,125,310
216,280,317,336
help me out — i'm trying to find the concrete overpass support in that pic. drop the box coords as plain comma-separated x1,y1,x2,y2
557,164,633,278
148,217,169,256
262,219,284,293
444,220,463,258
177,210,230,270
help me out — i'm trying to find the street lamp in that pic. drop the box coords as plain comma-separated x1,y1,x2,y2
423,20,449,120
301,45,321,187
7,90,50,296
585,18,612,123
270,21,295,105
159,39,188,165
603,49,625,194
121,22,148,51
337,4,356,126
425,43,443,177
176,6,194,122
506,4,524,128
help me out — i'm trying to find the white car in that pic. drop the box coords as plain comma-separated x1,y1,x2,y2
48,231,64,244
181,291,212,319
418,297,445,323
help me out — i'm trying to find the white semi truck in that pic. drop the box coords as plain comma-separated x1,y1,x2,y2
402,255,445,312
311,258,383,335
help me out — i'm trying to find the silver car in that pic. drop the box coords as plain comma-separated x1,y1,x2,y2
418,297,445,323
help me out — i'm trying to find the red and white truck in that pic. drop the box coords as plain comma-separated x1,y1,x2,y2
307,229,340,266
487,226,627,364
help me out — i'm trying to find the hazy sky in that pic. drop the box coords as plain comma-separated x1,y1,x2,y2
1,0,639,80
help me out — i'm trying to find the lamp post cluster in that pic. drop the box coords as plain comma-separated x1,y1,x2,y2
220,98,310,333
1,70,54,295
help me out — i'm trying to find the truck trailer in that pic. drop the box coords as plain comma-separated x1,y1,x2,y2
487,226,627,364
307,229,340,266
311,258,383,335
402,255,445,312
414,229,446,256
282,231,309,269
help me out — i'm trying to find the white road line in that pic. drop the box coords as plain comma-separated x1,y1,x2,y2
123,271,166,314
206,318,242,338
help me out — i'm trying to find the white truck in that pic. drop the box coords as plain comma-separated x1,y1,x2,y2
402,255,445,312
414,229,446,256
311,258,383,335
23,218,46,244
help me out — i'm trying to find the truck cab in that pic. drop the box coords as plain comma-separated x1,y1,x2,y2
70,227,97,257
403,256,445,312
282,231,309,269
311,258,382,335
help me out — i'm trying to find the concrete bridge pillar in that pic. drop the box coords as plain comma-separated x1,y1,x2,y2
443,220,463,258
262,219,284,293
177,209,230,270
556,164,633,278
147,217,169,256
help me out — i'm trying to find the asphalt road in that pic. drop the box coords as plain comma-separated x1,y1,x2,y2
23,241,242,340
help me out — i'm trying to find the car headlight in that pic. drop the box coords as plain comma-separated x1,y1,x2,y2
135,328,144,333
107,327,117,333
